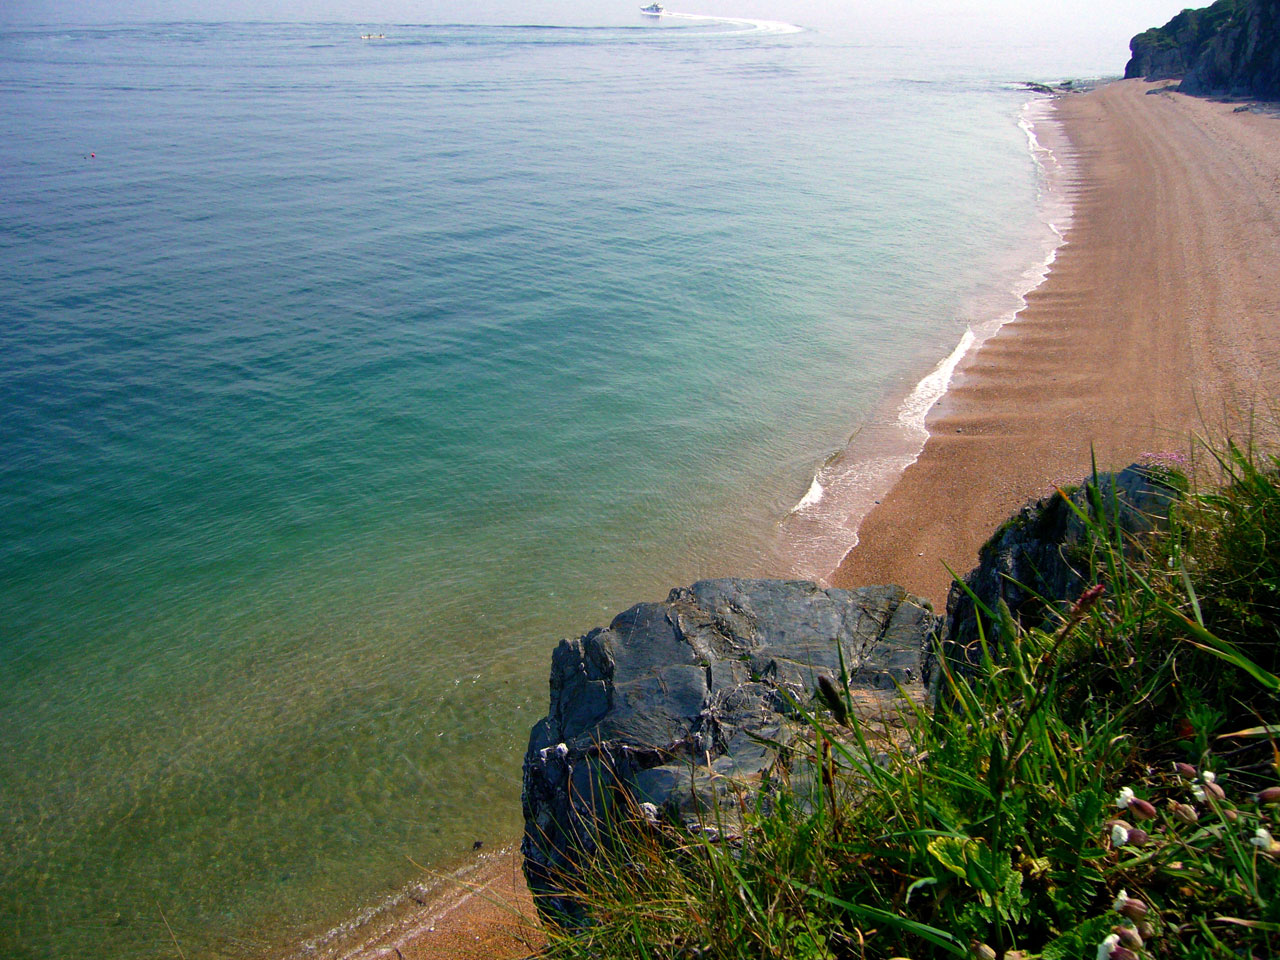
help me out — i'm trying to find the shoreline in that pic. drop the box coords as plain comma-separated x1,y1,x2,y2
778,93,1073,582
832,79,1280,606
321,846,541,960
303,78,1280,959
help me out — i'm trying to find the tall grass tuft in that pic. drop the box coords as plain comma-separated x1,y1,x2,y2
537,438,1280,960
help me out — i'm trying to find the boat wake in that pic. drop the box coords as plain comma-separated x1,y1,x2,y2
658,11,804,35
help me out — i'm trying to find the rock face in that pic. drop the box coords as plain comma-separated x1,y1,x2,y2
519,466,1182,919
935,465,1179,690
1125,0,1280,99
521,578,938,920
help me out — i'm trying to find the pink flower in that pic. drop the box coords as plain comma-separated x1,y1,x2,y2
1114,787,1156,819
1127,797,1157,820
1113,926,1143,949
1112,890,1148,921
1169,801,1199,823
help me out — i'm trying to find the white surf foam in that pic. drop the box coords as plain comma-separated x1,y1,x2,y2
660,11,804,35
791,474,825,513
780,93,1077,582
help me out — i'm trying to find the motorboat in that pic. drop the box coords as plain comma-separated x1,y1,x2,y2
640,3,664,14
360,33,386,39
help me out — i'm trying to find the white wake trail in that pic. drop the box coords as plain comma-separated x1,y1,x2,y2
658,11,804,35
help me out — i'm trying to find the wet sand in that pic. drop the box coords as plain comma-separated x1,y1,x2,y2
834,80,1280,606
339,848,542,960
343,79,1280,959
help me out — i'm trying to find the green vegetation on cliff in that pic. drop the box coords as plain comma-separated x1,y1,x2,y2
1125,0,1280,98
1127,0,1242,60
540,442,1280,960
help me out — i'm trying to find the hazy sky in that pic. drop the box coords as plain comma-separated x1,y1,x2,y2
1,0,1196,75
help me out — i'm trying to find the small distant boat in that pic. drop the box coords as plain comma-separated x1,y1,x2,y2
360,33,386,39
640,3,664,14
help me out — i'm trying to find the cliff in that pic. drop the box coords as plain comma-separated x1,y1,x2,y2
1124,0,1280,98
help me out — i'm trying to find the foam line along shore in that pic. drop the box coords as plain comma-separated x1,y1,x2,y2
779,93,1074,583
832,80,1280,607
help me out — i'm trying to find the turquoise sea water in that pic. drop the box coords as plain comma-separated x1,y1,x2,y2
1,5,1094,957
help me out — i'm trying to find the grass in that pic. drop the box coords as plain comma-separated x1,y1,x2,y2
535,438,1280,960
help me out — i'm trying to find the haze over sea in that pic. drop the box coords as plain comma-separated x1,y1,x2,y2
0,1,1170,956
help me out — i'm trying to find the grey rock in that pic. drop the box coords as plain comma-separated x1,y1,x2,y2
932,465,1180,697
521,578,938,921
1125,0,1280,99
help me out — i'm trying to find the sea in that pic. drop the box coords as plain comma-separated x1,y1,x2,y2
0,2,1114,957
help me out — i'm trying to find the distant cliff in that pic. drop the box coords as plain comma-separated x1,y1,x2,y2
1124,0,1280,98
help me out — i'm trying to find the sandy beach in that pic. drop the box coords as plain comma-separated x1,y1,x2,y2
344,79,1280,959
834,79,1280,607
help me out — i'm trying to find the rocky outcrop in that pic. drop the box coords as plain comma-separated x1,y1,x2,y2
520,466,1182,919
934,465,1180,691
520,579,938,921
1125,0,1280,99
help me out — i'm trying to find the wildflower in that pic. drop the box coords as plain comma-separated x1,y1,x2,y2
1251,826,1279,854
1113,926,1143,950
1174,762,1197,778
1256,786,1280,804
1111,823,1130,847
1127,827,1150,846
1201,780,1225,801
1191,770,1225,799
1128,797,1158,820
1070,583,1106,617
971,942,997,960
1170,801,1199,823
1096,931,1138,960
1112,890,1149,921
1114,787,1157,819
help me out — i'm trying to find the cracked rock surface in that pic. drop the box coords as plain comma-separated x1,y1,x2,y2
520,577,938,919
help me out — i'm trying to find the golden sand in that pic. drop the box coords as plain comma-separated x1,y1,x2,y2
834,80,1280,606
